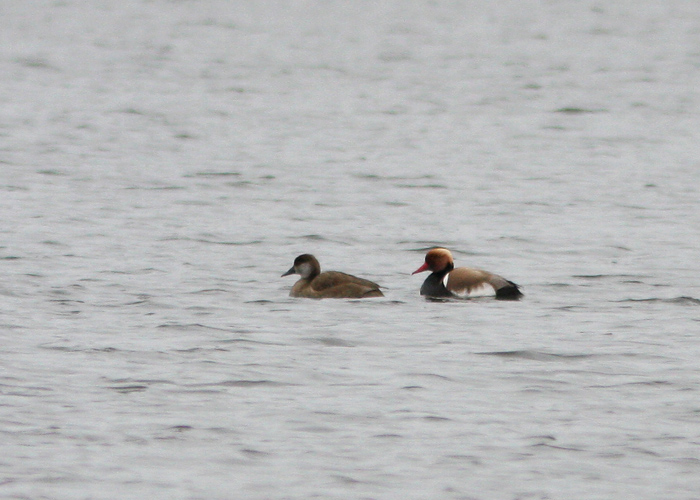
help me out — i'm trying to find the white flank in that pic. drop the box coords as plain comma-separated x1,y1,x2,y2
451,282,495,299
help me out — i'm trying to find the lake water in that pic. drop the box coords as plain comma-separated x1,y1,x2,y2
2,1,700,499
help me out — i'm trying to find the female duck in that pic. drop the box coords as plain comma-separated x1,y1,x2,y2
412,248,522,300
282,254,383,299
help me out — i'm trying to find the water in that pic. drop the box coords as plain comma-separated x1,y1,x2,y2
2,1,700,499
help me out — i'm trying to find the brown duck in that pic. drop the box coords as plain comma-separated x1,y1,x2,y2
282,254,384,299
412,248,522,300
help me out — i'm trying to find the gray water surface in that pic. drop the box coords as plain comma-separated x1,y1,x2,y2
2,1,700,499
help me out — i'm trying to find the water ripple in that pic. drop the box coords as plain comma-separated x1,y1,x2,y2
618,296,700,306
476,350,594,361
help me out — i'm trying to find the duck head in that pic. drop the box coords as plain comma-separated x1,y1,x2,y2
412,248,455,274
282,254,321,279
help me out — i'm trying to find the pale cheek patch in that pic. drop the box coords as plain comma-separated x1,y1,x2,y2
298,262,313,278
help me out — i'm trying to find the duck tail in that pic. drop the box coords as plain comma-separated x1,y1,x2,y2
495,281,523,300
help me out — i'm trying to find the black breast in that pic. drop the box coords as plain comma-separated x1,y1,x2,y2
419,272,453,298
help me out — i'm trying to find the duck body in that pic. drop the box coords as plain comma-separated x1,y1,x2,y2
282,254,383,299
413,248,522,300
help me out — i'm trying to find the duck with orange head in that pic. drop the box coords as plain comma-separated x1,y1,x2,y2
412,248,522,300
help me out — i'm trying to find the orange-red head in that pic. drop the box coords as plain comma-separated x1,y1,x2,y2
412,248,455,274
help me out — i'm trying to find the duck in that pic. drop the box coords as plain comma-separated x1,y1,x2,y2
282,254,384,299
412,248,522,300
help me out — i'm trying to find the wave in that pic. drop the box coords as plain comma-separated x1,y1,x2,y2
618,296,700,306
476,350,593,361
160,236,263,246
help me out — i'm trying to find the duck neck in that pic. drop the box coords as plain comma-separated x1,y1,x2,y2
420,263,454,297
